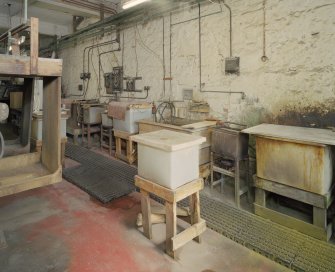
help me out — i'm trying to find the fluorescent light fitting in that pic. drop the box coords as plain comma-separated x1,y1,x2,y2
122,0,151,9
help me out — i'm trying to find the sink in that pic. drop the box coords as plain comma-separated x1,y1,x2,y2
158,117,201,127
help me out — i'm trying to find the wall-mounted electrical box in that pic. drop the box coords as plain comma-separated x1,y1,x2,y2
225,57,240,75
123,77,142,92
104,66,123,94
80,72,91,80
183,89,193,100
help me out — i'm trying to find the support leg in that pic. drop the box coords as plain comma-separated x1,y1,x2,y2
109,129,112,156
100,125,103,151
127,139,132,164
235,160,240,208
165,201,177,258
87,124,91,148
190,191,201,243
313,206,327,229
255,188,267,206
115,137,121,159
210,152,214,190
140,189,152,239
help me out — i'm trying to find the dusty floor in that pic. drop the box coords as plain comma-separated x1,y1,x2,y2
0,179,290,272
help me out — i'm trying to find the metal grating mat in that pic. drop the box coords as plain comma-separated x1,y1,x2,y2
64,143,335,271
64,143,136,203
197,195,335,272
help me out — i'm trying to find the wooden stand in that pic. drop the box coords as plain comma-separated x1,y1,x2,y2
210,152,249,208
135,175,206,258
114,129,136,165
254,176,334,241
0,17,62,198
100,125,113,156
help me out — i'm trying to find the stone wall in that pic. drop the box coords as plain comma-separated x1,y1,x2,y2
59,0,335,128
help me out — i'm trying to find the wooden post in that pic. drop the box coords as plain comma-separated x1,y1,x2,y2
42,77,61,173
30,17,39,75
20,78,34,146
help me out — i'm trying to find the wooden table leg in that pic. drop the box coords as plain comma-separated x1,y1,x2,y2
87,124,91,148
165,201,177,258
109,128,112,157
141,189,152,240
235,160,240,208
210,152,214,190
100,125,103,151
115,137,121,159
190,191,201,243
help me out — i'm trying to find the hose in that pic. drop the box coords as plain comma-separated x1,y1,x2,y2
0,132,4,159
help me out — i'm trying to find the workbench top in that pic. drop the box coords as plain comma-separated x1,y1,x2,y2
242,124,335,146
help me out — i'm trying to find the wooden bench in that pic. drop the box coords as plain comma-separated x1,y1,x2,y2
135,175,206,258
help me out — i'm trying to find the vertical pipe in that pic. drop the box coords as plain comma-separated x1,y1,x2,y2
162,16,166,96
222,0,232,57
24,0,28,24
169,12,172,95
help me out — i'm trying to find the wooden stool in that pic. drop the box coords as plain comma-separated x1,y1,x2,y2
135,175,206,258
100,125,114,156
114,129,136,165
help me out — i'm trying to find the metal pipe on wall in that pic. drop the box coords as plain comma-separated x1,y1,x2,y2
23,0,28,24
198,2,244,96
222,0,232,57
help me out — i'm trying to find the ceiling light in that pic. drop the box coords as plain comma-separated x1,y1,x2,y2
122,0,151,10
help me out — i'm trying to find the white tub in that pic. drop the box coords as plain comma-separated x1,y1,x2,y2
131,130,206,189
113,107,152,134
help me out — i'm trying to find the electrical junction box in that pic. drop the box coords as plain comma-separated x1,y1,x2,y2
183,89,193,100
225,57,240,75
104,66,123,94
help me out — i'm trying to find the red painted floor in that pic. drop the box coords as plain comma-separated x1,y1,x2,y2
0,179,289,272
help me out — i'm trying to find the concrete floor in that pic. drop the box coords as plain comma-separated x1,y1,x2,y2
0,178,290,272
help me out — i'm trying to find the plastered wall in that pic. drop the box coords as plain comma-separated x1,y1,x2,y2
60,0,335,127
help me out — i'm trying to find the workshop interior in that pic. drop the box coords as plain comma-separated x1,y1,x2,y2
0,0,334,271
